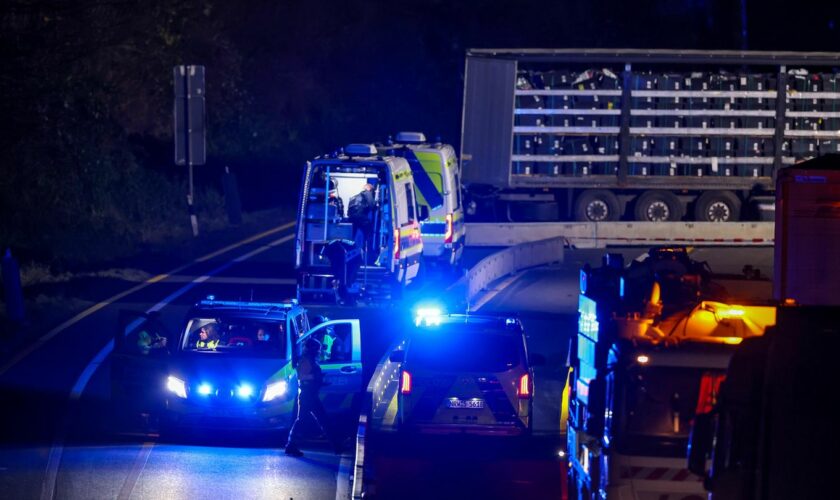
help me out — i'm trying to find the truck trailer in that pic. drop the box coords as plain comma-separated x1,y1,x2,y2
460,48,840,222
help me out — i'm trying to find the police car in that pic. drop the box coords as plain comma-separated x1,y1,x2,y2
387,309,538,436
110,298,362,432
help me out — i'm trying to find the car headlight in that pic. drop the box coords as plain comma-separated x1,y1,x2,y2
262,381,288,402
167,376,187,399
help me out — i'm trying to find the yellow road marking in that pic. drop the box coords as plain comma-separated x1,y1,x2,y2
0,222,295,377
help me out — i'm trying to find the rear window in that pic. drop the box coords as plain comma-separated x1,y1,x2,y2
621,367,717,438
407,326,522,372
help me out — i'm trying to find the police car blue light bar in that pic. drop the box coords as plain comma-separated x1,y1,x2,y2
395,131,426,143
345,144,377,156
415,307,443,327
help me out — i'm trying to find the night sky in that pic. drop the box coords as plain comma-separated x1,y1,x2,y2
2,0,840,262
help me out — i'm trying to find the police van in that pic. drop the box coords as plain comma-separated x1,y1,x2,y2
110,298,363,432
378,132,466,267
296,144,436,302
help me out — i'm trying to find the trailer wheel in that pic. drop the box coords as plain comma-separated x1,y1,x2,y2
694,190,741,222
634,190,683,222
574,190,620,222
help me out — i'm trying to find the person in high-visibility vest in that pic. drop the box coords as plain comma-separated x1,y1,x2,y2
284,337,341,457
196,323,220,349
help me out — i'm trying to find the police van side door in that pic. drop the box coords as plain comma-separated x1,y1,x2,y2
111,311,172,423
297,319,362,415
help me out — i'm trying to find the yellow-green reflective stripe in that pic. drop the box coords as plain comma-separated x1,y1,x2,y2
414,151,445,206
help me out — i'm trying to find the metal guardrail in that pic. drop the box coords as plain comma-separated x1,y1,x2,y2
465,222,775,249
463,236,566,306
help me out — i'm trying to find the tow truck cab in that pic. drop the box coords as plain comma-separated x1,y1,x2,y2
295,144,425,302
567,248,775,500
378,132,465,267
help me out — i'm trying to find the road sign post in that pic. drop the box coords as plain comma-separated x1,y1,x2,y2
174,65,206,237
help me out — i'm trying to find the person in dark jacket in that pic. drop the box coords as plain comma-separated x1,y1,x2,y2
284,337,342,457
348,183,376,259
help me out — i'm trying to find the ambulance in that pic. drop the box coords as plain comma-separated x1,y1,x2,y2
295,144,431,302
378,132,465,268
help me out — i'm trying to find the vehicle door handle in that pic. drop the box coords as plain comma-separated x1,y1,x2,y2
340,366,357,374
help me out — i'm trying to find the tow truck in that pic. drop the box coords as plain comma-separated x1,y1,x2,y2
566,247,776,500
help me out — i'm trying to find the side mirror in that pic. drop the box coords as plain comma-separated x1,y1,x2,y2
419,205,430,221
687,412,714,477
530,353,547,366
389,350,405,363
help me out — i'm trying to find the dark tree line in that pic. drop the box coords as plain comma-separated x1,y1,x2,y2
1,0,837,265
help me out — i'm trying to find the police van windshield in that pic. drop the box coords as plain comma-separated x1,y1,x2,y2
181,317,287,358
408,327,522,372
615,366,724,457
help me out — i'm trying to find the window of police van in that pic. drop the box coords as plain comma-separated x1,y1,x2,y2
408,326,522,372
180,316,287,357
617,366,725,457
404,183,415,222
297,322,354,364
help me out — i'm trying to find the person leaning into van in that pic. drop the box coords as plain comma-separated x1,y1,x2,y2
348,183,375,258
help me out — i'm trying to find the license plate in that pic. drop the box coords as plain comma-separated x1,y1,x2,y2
446,399,485,409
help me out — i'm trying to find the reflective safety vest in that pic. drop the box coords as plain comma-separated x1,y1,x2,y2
196,338,219,349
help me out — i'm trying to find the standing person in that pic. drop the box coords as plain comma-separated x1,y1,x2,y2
347,183,376,259
284,337,342,457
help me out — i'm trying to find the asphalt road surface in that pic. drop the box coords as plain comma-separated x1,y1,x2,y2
0,224,773,500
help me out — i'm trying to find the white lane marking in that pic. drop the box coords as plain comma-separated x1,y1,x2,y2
116,441,155,500
469,272,524,312
39,232,295,500
336,453,353,500
0,222,294,377
195,221,294,262
132,276,297,285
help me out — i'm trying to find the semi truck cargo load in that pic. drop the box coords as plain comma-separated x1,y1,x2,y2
461,49,840,222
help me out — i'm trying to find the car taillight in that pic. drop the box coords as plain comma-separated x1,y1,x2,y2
393,229,400,259
695,372,726,414
444,213,453,243
400,370,412,395
518,373,531,399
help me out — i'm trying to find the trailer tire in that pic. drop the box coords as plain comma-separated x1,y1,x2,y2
634,190,683,222
574,190,620,222
694,190,741,222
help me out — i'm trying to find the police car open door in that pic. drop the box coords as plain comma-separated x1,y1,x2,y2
111,310,173,430
297,319,362,416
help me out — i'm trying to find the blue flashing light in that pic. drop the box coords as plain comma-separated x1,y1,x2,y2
415,307,443,327
619,277,625,298
197,383,213,396
580,270,587,294
237,384,254,399
506,318,517,327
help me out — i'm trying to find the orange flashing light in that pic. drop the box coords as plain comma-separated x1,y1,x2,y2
393,229,401,259
400,370,412,395
444,213,454,243
518,373,531,399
